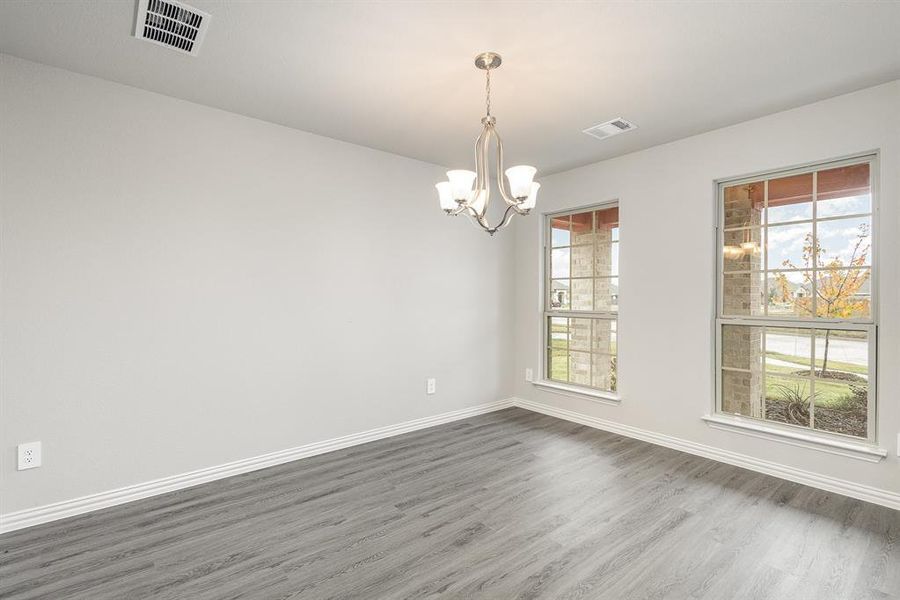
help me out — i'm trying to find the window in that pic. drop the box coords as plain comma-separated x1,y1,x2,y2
717,157,876,441
544,204,618,393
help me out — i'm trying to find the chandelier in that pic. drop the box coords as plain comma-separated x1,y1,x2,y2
435,52,540,235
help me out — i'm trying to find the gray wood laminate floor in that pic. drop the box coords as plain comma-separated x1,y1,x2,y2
2,408,898,599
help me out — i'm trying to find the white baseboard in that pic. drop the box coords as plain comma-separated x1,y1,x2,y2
4,395,896,534
0,399,515,534
511,397,900,511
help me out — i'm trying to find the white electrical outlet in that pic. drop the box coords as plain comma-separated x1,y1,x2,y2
897,433,900,457
525,368,534,382
426,378,436,395
17,441,42,471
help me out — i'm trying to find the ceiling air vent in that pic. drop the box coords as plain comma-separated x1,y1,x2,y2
133,0,210,56
583,118,637,141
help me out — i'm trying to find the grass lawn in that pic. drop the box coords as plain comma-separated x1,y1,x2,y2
549,352,567,380
765,351,867,375
764,350,867,409
764,369,865,409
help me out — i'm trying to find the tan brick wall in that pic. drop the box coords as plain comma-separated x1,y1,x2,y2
722,184,763,417
569,214,615,390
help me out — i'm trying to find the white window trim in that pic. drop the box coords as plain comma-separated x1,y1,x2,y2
540,201,620,397
702,414,887,462
532,378,621,405
711,153,883,454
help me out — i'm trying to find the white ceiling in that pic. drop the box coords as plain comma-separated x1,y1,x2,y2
2,1,899,175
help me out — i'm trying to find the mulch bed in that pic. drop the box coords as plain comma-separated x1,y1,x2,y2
812,370,866,383
765,398,867,438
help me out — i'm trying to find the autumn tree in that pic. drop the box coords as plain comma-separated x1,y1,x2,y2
774,273,792,304
782,223,870,375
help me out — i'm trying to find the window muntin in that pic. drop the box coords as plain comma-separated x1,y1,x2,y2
545,204,618,393
717,157,876,441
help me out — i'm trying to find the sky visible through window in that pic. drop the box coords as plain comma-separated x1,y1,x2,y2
767,194,870,269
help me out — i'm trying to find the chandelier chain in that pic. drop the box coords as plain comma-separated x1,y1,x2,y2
485,68,491,117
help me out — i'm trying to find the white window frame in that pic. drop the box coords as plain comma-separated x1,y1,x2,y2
538,201,620,402
712,153,882,455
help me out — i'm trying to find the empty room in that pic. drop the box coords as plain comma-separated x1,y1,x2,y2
1,1,899,598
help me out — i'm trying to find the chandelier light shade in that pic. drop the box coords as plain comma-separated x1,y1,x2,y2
435,52,540,235
435,182,455,211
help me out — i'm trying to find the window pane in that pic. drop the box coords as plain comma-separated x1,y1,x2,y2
612,242,619,275
818,194,871,218
595,206,618,236
722,325,818,425
723,181,764,229
570,211,593,245
812,329,868,438
814,328,868,368
814,381,868,438
551,248,570,278
763,326,813,428
765,377,812,428
723,228,762,271
595,239,617,277
592,354,616,392
571,244,593,278
571,278,593,311
550,280,570,309
569,318,592,352
763,326,814,429
815,216,871,267
722,272,765,316
764,326,812,368
548,348,568,381
719,325,763,418
721,370,763,418
594,277,617,312
721,324,764,371
569,351,591,386
548,317,568,349
767,172,812,224
591,319,616,354
767,222,812,270
551,216,571,247
817,163,870,202
766,270,813,317
815,267,871,319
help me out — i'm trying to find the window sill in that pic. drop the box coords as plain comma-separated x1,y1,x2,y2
702,414,887,463
532,380,621,406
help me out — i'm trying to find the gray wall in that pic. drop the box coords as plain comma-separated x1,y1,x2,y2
3,53,898,518
513,80,900,496
0,55,515,513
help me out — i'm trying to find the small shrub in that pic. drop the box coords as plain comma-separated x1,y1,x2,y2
772,382,816,426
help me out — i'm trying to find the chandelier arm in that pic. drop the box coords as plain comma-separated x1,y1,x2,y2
463,206,488,228
492,126,521,206
482,204,521,235
468,123,528,231
472,124,487,202
478,125,492,217
449,202,469,216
